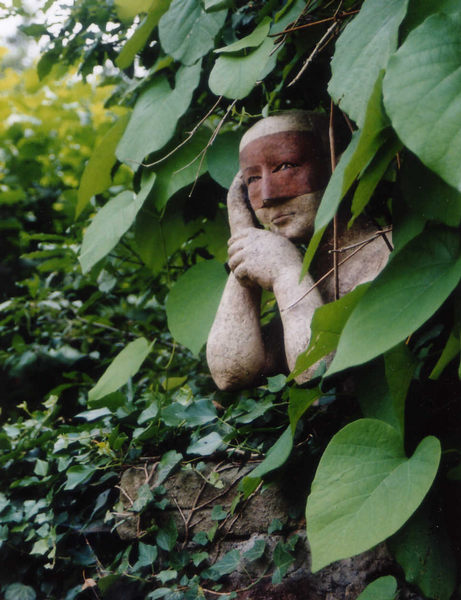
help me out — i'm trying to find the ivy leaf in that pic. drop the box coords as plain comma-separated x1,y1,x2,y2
135,542,158,568
64,464,96,490
209,36,276,100
76,114,130,217
327,227,461,376
243,539,265,562
306,419,441,571
329,0,409,127
214,17,271,54
156,518,178,551
187,432,223,456
356,576,397,600
88,338,152,402
79,172,155,273
290,284,370,379
205,549,240,580
156,450,182,485
389,509,457,600
116,62,201,165
116,1,171,70
159,0,227,65
166,260,227,356
384,13,461,191
5,584,36,600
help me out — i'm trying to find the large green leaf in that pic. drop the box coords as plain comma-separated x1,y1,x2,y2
209,36,276,100
76,114,130,218
401,0,461,39
303,73,389,275
88,338,152,402
290,284,369,379
356,346,415,439
329,0,409,126
401,155,461,228
306,419,441,572
327,227,461,376
116,1,171,70
79,172,155,273
356,577,397,600
150,128,210,211
214,17,271,54
159,0,227,65
389,508,457,600
166,260,228,355
384,13,461,191
116,62,201,165
207,130,240,189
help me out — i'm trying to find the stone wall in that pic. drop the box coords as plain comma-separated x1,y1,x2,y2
117,461,424,599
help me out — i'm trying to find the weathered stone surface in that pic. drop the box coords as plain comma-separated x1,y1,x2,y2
116,461,424,599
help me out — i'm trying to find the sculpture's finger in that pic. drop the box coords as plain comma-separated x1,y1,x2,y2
227,171,255,235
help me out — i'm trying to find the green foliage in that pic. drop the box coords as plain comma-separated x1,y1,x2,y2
306,419,441,571
355,576,397,600
166,260,227,355
2,0,461,598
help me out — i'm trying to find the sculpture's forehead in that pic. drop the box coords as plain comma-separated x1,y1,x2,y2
239,131,320,169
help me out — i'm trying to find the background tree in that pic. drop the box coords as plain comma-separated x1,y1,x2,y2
1,1,461,599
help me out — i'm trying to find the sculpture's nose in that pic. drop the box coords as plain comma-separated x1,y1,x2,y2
260,173,285,208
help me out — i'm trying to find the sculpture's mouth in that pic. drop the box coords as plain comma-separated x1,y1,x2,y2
271,212,295,225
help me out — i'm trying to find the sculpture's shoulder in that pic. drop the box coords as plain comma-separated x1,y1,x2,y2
315,216,392,304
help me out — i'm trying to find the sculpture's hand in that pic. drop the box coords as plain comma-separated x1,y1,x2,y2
228,228,302,290
227,171,255,236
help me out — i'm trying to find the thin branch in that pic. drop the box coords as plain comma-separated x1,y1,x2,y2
329,227,392,253
329,101,339,300
281,231,392,312
269,9,359,37
123,97,223,170
288,21,338,87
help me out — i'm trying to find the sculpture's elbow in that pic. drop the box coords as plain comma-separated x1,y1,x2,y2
206,343,264,391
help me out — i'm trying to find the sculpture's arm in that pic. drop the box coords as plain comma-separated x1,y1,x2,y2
206,173,267,391
228,228,323,383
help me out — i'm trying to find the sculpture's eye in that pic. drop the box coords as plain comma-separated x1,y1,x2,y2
273,162,298,172
247,175,261,185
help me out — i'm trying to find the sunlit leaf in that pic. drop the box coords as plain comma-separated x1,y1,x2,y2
79,172,155,273
307,419,440,571
88,338,152,402
209,36,276,100
76,114,130,217
116,1,171,70
116,62,201,165
159,0,227,65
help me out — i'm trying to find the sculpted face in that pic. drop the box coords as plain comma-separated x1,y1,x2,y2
239,130,329,241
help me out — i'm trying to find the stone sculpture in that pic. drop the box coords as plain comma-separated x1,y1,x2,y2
207,111,391,390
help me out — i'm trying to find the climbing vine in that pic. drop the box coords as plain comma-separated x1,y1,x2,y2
1,1,461,599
